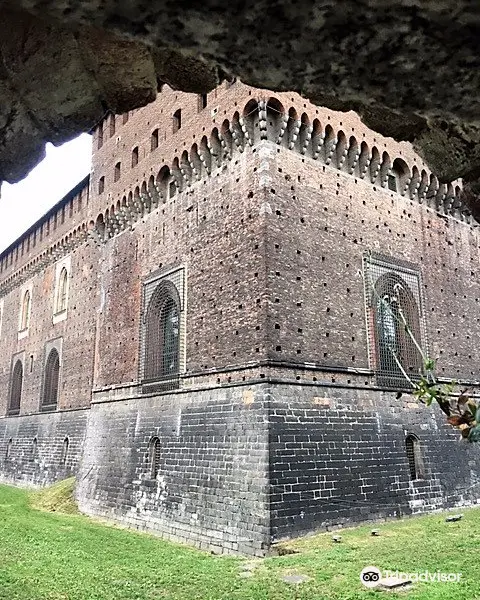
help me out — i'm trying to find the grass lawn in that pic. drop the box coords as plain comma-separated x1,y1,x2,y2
0,482,479,600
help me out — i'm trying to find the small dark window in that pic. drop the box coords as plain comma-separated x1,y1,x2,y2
97,123,104,149
31,437,38,461
5,438,12,459
149,436,161,478
405,434,424,480
41,349,60,410
169,180,177,199
173,109,182,133
388,173,397,192
114,162,121,182
132,147,139,168
198,94,208,111
151,129,159,151
109,114,116,137
98,176,105,194
60,437,69,465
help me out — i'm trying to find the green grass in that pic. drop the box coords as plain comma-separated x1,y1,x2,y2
0,482,479,600
30,477,79,515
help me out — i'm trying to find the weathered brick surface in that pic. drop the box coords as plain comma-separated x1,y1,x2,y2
77,386,270,556
0,408,88,487
267,384,479,541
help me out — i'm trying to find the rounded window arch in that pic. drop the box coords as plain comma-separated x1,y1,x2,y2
144,282,181,382
55,267,69,313
60,437,69,465
20,289,31,330
405,433,425,480
149,436,161,479
8,359,23,415
41,349,60,410
373,273,423,381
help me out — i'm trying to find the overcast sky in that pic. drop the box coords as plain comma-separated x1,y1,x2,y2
0,134,92,253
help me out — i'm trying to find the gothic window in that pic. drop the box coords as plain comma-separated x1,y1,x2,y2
8,360,23,415
144,283,180,383
149,436,161,478
20,290,31,331
405,434,425,480
55,267,69,314
41,349,60,410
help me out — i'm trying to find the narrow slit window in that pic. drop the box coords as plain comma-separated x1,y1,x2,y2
132,147,139,168
149,436,161,479
405,434,425,480
173,109,182,133
151,129,159,151
114,162,121,182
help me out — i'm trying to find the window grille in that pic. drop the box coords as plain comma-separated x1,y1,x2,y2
405,434,425,480
8,360,23,415
140,270,185,393
55,267,68,313
364,254,425,388
149,437,161,478
41,349,60,410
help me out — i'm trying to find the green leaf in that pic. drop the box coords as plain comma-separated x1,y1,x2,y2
467,425,480,443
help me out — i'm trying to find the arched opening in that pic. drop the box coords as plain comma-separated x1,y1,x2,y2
173,109,182,132
265,97,286,143
144,282,181,384
373,273,423,385
60,437,69,465
335,130,348,169
149,436,161,479
405,434,425,480
8,360,22,415
156,166,171,202
151,128,159,151
390,158,410,195
41,348,60,410
55,267,68,313
20,289,31,330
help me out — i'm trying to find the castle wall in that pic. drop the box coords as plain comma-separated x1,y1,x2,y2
267,383,480,542
0,408,88,487
76,385,270,556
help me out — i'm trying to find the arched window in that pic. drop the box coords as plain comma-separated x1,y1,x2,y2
151,128,159,151
55,267,69,313
144,283,180,383
131,146,139,168
8,360,23,415
373,273,423,383
5,438,12,459
405,434,425,480
31,437,38,461
42,349,60,410
173,109,182,133
60,437,69,465
20,290,31,330
149,436,161,479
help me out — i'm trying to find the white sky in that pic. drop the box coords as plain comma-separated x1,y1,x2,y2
0,134,92,253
